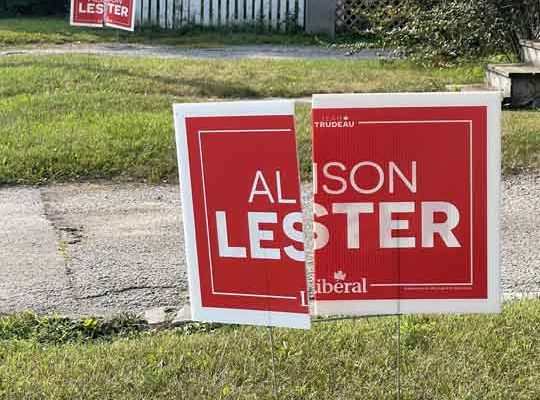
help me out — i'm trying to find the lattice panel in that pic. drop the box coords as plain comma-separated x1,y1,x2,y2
336,0,398,33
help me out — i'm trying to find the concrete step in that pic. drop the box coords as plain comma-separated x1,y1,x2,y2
486,63,540,107
520,39,540,65
445,83,499,93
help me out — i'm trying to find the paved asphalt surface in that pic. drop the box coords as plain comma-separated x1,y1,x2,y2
1,175,539,316
0,43,392,60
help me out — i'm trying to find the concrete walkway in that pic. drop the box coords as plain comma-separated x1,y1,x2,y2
1,174,539,317
0,43,392,60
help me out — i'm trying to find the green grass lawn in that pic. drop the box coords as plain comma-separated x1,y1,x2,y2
0,16,328,47
1,300,540,399
2,54,523,184
502,111,540,172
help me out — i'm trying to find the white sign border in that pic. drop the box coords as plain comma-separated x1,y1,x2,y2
312,91,502,316
173,100,310,329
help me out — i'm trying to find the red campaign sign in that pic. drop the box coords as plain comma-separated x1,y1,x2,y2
312,93,501,316
105,0,136,31
70,0,136,31
70,0,104,27
174,101,310,329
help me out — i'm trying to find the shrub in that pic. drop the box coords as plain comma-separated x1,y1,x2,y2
1,0,67,16
353,0,540,64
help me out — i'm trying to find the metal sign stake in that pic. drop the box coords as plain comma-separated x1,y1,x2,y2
268,326,279,399
397,313,401,400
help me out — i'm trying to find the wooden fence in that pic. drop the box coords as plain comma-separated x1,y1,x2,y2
135,0,305,29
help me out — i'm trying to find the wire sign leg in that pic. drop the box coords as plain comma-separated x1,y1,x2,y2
268,326,279,399
396,313,401,400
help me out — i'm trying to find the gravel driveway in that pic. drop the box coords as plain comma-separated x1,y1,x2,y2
0,43,392,60
1,175,539,317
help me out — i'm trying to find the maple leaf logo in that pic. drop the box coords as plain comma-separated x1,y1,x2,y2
334,270,346,281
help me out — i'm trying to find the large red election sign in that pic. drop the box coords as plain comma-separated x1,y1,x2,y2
174,101,310,329
312,92,501,316
70,0,104,27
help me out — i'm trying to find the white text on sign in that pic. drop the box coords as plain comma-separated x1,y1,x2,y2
313,160,461,250
78,2,128,17
216,170,304,262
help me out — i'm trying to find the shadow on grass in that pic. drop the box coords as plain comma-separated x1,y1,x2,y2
0,58,270,99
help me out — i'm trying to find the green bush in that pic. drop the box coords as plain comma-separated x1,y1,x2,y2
354,0,540,64
1,0,67,15
502,0,540,51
